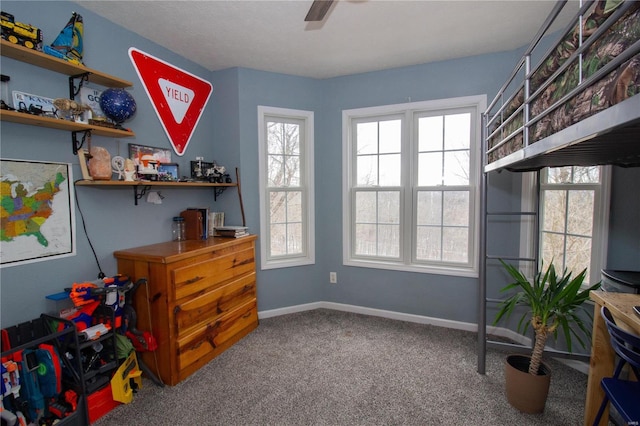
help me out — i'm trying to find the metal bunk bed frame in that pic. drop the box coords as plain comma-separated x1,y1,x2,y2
478,0,640,374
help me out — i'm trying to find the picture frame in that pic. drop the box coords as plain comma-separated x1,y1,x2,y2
128,143,172,179
77,148,92,180
79,86,106,119
157,163,180,181
128,143,172,165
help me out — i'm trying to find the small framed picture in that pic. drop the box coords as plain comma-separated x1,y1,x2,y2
77,149,92,180
158,163,179,181
128,143,172,165
79,86,106,120
128,143,172,179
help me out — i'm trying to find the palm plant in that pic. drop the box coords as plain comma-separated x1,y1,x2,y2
494,259,601,375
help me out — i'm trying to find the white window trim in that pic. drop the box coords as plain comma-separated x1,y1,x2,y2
520,166,611,285
258,105,315,270
342,95,486,278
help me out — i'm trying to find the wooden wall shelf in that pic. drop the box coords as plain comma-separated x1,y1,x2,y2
0,109,135,138
1,40,132,88
1,40,135,153
75,180,238,205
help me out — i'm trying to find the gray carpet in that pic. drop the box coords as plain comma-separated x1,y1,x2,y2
93,309,589,425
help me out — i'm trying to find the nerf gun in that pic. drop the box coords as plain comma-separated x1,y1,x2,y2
66,275,134,331
1,360,28,423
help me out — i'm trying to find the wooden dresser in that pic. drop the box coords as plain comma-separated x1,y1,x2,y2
113,235,258,386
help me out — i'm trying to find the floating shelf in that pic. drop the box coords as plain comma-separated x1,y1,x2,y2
0,109,135,138
75,180,238,205
1,40,132,87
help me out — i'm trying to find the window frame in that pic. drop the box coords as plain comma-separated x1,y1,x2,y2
258,106,315,270
520,166,610,286
539,166,610,285
342,95,486,277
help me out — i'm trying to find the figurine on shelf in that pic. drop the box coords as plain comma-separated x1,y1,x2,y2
136,154,159,181
124,158,136,182
53,98,92,123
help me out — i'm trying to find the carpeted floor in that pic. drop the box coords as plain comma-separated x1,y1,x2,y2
93,309,589,425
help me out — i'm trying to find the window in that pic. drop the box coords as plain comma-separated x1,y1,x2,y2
258,106,315,269
539,166,610,285
343,95,485,276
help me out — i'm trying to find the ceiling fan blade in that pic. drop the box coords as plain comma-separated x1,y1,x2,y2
305,0,334,22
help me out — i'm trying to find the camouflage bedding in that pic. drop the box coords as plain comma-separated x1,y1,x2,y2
487,0,640,164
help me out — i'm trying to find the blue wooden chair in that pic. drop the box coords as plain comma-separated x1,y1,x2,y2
592,306,640,426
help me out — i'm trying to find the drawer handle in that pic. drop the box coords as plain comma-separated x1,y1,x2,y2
242,311,252,319
185,276,203,285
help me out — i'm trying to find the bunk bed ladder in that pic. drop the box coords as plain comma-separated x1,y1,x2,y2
477,165,540,374
478,127,592,373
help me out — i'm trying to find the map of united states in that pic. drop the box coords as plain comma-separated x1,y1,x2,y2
0,160,73,267
1,171,66,247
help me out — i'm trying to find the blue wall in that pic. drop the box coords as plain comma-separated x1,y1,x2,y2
2,1,638,328
1,2,222,324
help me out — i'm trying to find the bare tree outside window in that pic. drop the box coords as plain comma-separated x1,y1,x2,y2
353,119,401,258
344,96,483,274
416,112,471,264
540,166,600,281
258,106,314,269
267,119,304,258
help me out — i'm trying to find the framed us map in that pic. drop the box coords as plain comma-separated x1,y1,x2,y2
0,159,76,267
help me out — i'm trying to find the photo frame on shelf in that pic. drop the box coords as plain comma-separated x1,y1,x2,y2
128,143,172,180
157,163,179,181
77,149,92,180
79,86,106,120
128,143,172,164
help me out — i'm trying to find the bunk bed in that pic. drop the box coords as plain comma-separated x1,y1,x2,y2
477,0,640,384
484,0,640,173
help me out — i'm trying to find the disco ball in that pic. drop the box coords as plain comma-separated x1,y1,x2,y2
99,88,137,124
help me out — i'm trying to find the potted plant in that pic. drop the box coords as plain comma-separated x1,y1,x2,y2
493,259,601,413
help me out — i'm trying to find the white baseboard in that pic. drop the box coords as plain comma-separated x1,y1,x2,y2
258,302,590,374
259,301,477,331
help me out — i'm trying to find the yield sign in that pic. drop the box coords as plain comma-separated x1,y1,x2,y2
129,47,213,156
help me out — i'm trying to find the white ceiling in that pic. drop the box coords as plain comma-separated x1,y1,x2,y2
75,0,572,79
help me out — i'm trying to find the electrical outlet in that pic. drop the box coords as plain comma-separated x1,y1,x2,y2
330,272,337,284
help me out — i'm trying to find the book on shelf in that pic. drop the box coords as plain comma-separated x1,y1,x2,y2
187,207,209,239
208,212,224,236
180,209,203,240
215,225,249,238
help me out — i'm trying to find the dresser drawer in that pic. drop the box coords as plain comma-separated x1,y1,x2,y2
172,245,255,301
176,299,257,372
174,272,256,336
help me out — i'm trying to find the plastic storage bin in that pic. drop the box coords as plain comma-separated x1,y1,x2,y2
601,269,640,294
87,383,121,424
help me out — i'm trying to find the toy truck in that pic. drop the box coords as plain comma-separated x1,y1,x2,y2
1,11,42,51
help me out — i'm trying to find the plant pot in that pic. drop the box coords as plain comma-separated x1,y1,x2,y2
504,354,551,414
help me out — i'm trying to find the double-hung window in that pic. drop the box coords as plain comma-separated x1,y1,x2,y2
258,106,315,269
538,166,610,285
343,95,485,276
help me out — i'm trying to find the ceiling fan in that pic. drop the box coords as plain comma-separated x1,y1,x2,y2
305,0,335,22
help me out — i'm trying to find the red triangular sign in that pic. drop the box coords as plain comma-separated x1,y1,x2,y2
129,48,213,156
